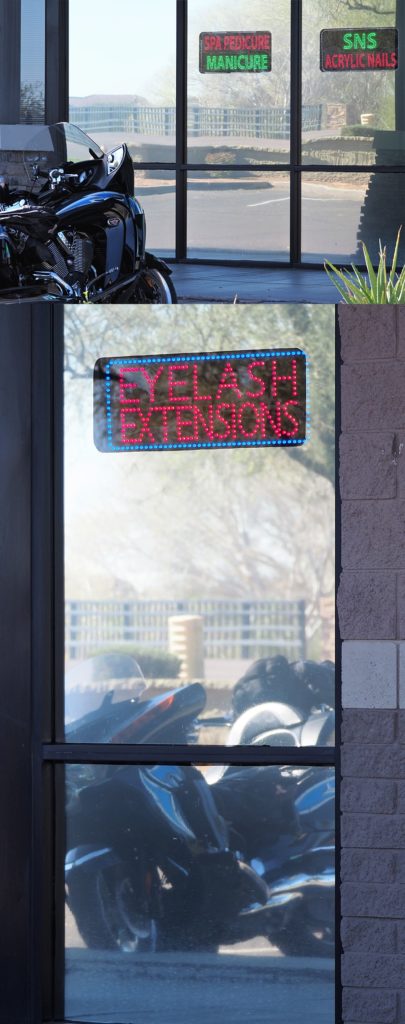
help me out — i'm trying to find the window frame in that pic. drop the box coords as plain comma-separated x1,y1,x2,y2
0,306,341,1024
61,0,405,267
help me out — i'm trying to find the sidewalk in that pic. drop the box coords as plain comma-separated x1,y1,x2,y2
170,264,338,304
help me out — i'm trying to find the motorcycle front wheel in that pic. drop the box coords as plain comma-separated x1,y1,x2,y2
275,897,334,958
66,863,159,953
124,268,177,304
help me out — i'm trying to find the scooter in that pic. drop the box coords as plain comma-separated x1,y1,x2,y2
0,121,176,303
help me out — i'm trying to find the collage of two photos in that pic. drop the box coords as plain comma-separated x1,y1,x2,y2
1,4,405,1024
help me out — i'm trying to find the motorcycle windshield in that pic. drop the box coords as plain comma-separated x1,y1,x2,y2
22,122,104,192
65,653,147,724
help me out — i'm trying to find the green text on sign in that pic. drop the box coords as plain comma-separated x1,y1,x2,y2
320,27,398,71
199,32,272,74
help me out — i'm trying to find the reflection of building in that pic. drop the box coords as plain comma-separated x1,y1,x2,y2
0,0,404,267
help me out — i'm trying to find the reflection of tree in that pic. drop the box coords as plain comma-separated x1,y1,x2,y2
20,82,45,124
331,1,395,14
64,306,335,641
65,305,335,484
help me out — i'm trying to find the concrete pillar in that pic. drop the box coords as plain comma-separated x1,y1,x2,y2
168,614,204,681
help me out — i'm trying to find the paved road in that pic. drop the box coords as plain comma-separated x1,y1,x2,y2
65,946,334,1024
137,180,364,262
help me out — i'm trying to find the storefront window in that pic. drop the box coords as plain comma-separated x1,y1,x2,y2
302,0,403,167
69,0,176,161
65,761,335,1023
187,0,291,165
65,0,405,264
20,0,45,122
64,305,335,744
61,303,336,1022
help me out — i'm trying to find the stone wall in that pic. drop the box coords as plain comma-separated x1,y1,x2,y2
338,306,405,1024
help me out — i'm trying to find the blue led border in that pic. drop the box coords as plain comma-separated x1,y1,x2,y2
101,349,308,453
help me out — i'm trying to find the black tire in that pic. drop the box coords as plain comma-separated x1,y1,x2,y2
123,268,177,304
67,863,158,953
275,899,334,958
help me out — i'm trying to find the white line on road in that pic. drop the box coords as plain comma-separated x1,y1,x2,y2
248,197,289,207
248,195,360,207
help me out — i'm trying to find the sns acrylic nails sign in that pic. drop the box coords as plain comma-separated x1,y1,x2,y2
93,350,307,453
320,27,398,71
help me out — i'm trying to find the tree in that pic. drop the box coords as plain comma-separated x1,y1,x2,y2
64,306,335,638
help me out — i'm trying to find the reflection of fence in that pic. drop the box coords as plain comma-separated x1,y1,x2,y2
69,104,323,140
66,599,306,662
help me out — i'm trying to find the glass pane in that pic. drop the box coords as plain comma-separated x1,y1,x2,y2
187,171,290,259
69,0,176,161
65,762,335,1023
188,0,291,164
301,170,405,264
64,306,335,744
302,0,405,166
20,0,45,123
135,169,175,256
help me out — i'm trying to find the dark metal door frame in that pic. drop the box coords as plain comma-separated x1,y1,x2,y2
0,307,341,1024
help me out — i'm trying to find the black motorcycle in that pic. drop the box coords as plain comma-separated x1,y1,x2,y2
65,654,267,953
212,764,335,957
65,655,334,957
227,655,335,747
0,121,176,303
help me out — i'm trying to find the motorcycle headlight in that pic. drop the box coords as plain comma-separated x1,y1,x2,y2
107,146,124,175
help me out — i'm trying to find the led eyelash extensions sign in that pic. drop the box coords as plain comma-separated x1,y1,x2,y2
199,32,272,73
93,350,307,453
320,28,398,71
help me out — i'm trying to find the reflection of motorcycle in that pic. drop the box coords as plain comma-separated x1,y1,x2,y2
66,763,268,953
65,655,334,956
228,655,335,748
0,122,176,303
212,764,335,957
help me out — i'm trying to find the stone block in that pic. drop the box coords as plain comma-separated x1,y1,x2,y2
342,709,396,744
398,711,405,742
341,814,405,849
339,433,397,499
342,953,405,989
342,987,397,1023
342,642,397,709
396,922,405,952
341,883,405,918
339,306,396,362
394,437,405,497
341,778,396,814
398,645,405,708
341,744,400,778
338,572,396,639
341,918,396,953
341,849,396,883
341,361,405,430
397,307,405,358
342,501,405,570
396,781,405,812
395,851,405,881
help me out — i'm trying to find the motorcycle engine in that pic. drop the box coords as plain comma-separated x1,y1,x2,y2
46,230,94,284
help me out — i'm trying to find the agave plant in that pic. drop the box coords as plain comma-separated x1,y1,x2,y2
324,227,405,304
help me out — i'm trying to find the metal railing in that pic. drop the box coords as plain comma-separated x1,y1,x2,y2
66,598,306,662
69,104,323,140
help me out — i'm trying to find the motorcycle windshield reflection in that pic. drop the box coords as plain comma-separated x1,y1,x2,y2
65,653,147,725
22,122,104,192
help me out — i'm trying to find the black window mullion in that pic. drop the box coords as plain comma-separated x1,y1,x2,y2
43,743,336,768
290,0,302,265
176,0,187,259
45,0,69,122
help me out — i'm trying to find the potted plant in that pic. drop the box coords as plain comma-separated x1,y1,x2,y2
324,227,405,303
